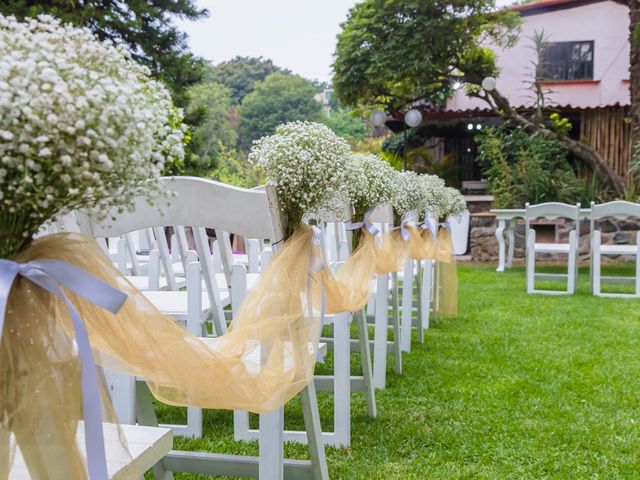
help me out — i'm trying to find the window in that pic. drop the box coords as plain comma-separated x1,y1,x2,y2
540,41,594,81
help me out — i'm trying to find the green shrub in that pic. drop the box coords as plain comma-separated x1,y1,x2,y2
476,123,585,208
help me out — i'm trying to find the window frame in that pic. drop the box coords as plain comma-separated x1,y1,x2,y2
540,40,595,82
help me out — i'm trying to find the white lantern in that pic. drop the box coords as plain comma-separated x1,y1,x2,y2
370,109,387,127
481,76,497,91
404,108,422,128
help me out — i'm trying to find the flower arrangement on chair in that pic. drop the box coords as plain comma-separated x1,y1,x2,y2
0,15,186,259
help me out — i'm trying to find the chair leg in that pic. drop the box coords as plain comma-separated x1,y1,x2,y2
567,231,577,294
333,312,351,446
400,258,414,353
526,229,536,294
356,309,377,418
135,381,175,480
415,261,424,344
373,274,389,390
391,271,402,375
593,230,601,296
259,408,284,480
421,261,433,332
300,382,329,480
300,383,329,480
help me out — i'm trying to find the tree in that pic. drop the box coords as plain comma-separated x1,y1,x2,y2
182,82,237,176
206,56,287,105
333,0,520,112
239,73,323,149
323,108,366,146
0,0,208,107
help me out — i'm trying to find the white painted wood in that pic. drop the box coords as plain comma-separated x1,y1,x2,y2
590,201,640,298
9,423,172,480
372,273,389,390
400,258,414,353
333,312,351,446
259,409,284,480
495,219,506,272
525,202,580,295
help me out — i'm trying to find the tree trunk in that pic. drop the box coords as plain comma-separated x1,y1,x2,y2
485,88,626,195
629,0,640,156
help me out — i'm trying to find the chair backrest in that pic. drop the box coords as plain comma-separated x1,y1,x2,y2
590,200,640,241
525,202,580,235
590,200,640,222
78,176,275,242
77,177,277,335
369,204,393,226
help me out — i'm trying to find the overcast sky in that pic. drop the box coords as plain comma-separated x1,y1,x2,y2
177,0,517,83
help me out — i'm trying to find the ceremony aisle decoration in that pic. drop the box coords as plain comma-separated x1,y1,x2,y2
249,121,372,314
0,16,328,480
408,174,447,261
321,153,399,313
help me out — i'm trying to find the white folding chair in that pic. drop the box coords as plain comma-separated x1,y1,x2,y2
525,202,580,295
78,176,328,479
590,200,640,298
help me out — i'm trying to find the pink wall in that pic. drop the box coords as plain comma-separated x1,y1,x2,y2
447,0,630,111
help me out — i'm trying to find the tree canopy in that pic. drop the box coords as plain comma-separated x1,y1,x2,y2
239,72,323,149
332,0,520,111
183,82,237,175
206,56,287,105
0,0,208,107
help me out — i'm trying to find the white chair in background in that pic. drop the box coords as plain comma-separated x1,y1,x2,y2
525,202,580,295
78,176,329,479
590,200,640,298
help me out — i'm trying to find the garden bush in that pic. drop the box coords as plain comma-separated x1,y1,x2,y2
476,123,585,208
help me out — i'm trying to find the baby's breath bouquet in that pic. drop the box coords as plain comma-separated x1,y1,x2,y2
391,170,432,224
350,153,397,219
438,187,467,221
0,15,186,258
249,121,354,238
418,174,447,221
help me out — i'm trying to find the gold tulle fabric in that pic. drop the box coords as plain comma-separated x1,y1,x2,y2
315,229,377,314
1,225,321,479
407,226,436,261
375,230,409,274
434,227,458,316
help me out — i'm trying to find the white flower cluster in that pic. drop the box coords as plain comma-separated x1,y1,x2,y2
418,174,447,218
0,14,186,237
391,170,430,219
249,121,354,221
439,186,467,220
350,153,397,217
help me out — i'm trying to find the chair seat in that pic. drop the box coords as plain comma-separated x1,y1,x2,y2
126,275,169,291
143,290,220,320
10,422,172,479
534,242,571,253
600,244,638,255
215,272,260,291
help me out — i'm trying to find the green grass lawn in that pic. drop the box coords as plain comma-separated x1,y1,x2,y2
155,262,640,479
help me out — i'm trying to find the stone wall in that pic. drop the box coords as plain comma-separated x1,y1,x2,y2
470,213,640,263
